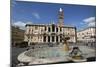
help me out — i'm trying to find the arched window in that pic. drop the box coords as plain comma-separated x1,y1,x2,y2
48,27,50,32
56,36,58,42
60,27,62,32
48,36,50,42
35,26,38,30
45,26,46,31
52,36,54,42
60,36,62,42
43,36,46,42
52,24,55,32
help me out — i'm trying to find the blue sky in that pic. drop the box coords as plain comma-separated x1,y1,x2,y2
11,0,96,31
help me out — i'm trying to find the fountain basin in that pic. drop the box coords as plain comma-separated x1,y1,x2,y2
17,45,95,65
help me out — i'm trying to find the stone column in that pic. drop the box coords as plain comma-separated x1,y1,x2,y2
51,25,52,33
55,36,56,43
46,36,48,43
58,36,60,43
58,27,60,32
46,26,48,33
55,26,56,33
50,36,52,42
42,36,43,43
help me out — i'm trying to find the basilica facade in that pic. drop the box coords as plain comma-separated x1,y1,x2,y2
24,8,77,44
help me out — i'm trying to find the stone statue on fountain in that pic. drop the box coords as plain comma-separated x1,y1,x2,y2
62,36,70,51
69,47,83,60
61,36,84,61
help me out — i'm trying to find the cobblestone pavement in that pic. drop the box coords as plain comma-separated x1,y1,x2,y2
11,47,28,67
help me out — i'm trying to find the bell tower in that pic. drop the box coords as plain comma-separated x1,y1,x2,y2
58,8,64,27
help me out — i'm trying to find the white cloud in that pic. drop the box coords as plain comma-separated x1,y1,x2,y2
83,17,95,23
83,17,96,27
12,21,33,30
32,12,40,19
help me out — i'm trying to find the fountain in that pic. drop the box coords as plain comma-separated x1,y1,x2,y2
17,36,95,66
